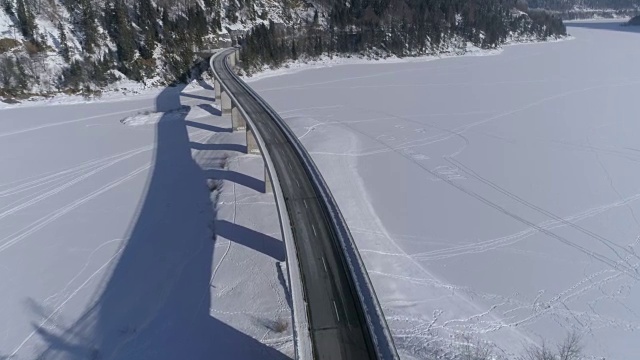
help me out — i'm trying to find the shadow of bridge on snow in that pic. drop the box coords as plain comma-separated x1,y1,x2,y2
30,78,289,359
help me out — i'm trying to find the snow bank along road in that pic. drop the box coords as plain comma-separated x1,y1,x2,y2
248,21,640,359
213,49,398,359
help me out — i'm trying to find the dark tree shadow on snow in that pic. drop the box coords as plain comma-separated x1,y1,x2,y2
30,78,288,359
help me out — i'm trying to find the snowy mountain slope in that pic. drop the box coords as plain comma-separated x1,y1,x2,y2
1,0,567,102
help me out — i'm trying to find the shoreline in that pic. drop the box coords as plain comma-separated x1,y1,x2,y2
243,36,574,84
1,35,575,111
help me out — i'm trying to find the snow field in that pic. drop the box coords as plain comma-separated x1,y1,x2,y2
0,81,291,359
249,21,640,359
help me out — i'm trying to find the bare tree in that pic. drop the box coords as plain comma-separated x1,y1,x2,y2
558,332,583,360
521,332,584,360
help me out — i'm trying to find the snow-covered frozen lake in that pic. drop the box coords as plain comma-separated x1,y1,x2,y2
248,21,640,359
0,83,292,359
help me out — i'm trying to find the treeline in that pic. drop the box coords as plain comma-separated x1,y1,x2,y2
527,0,640,10
1,0,224,96
1,0,569,97
241,0,567,72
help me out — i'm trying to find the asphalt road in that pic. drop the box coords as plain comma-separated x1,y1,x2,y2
212,49,374,359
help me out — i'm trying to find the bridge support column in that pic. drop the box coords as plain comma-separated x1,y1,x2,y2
231,106,247,131
221,90,232,115
228,51,236,67
264,167,273,193
214,78,221,101
247,128,260,155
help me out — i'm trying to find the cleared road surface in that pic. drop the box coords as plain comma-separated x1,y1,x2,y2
213,49,374,359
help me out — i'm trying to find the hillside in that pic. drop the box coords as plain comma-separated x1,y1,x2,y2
1,0,566,101
529,0,639,10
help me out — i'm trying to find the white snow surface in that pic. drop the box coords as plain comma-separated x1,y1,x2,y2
0,81,292,359
248,21,640,359
243,38,573,84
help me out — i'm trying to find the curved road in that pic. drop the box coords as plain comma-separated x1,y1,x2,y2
213,50,375,359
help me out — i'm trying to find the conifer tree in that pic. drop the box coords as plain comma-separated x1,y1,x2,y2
80,0,98,54
58,22,71,63
137,0,157,60
16,0,37,40
108,0,136,64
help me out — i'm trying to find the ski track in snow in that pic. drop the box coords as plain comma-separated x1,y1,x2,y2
0,107,151,139
292,91,640,279
0,112,212,353
0,164,151,254
10,245,126,357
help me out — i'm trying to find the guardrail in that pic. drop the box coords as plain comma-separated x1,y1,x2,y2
209,50,313,359
210,48,399,360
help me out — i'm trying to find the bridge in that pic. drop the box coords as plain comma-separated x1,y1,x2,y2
209,48,398,360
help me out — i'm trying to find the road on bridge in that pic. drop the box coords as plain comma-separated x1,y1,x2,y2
212,49,374,359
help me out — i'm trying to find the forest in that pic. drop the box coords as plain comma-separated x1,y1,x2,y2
240,0,567,72
1,0,566,97
527,0,639,10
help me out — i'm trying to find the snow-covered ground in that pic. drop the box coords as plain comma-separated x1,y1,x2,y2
0,81,292,358
3,19,638,360
247,21,640,359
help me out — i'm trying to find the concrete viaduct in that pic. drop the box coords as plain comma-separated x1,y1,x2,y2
212,48,273,193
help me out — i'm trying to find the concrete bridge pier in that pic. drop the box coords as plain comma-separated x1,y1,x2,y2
214,78,221,101
211,64,270,194
264,167,273,193
220,90,232,115
228,51,237,67
246,127,260,155
231,106,247,131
